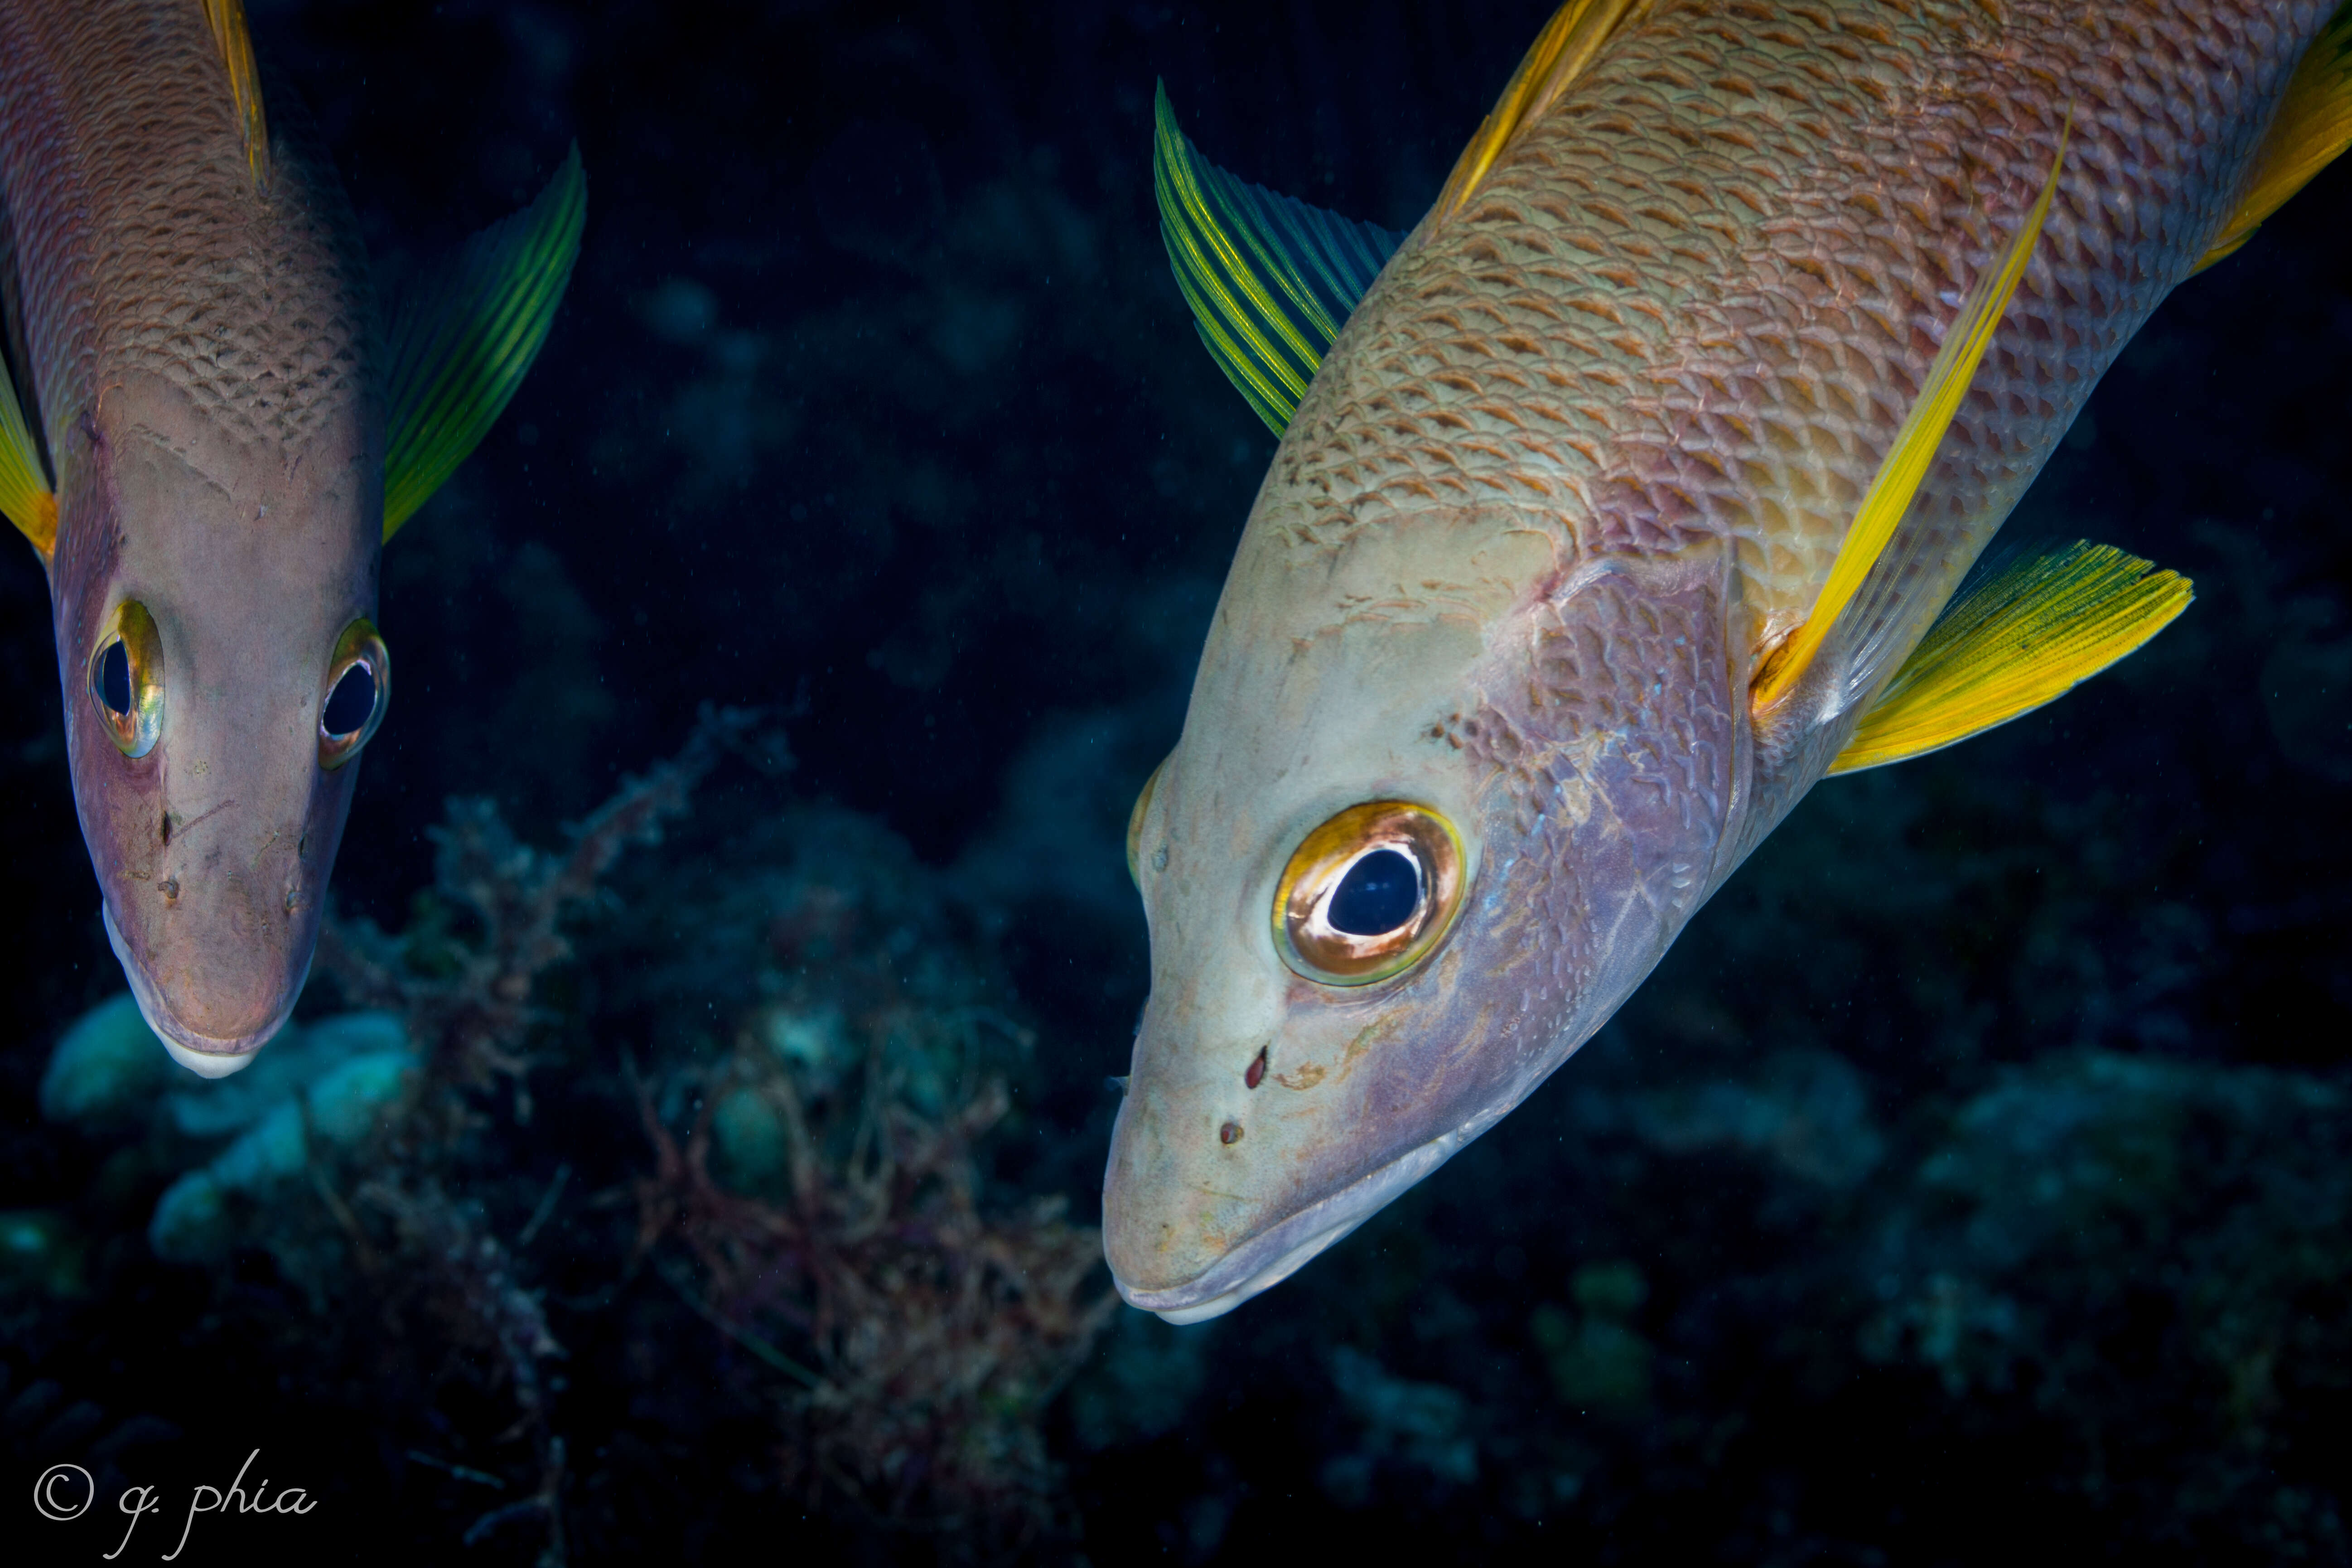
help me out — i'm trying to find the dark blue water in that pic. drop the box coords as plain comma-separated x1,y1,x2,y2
4,3,2349,1562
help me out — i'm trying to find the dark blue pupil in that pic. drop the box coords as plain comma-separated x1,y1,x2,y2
97,640,131,716
1328,848,1421,936
323,662,377,738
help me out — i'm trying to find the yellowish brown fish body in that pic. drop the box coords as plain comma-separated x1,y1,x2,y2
1,1,380,1074
1110,0,2337,1321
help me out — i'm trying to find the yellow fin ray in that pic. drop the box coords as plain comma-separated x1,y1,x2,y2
382,147,586,540
0,351,54,561
1434,0,1640,222
2196,1,2352,272
1153,85,1404,435
1829,542,2192,775
1751,114,2071,716
201,0,271,194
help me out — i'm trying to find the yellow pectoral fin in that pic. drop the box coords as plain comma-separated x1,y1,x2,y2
201,0,270,194
0,359,54,562
1750,111,2072,716
1433,0,1640,222
1828,542,2192,775
2195,1,2352,273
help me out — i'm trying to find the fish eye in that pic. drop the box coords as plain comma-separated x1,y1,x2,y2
87,600,164,758
1126,754,1170,888
97,640,130,715
1273,801,1465,986
318,617,390,770
323,662,376,737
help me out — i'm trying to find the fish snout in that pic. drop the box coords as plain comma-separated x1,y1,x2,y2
1102,1066,1284,1321
1102,1048,1437,1324
1102,1000,1440,1324
102,796,343,1078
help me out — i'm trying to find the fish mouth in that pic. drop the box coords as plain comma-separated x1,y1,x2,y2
1114,1112,1495,1325
102,903,304,1079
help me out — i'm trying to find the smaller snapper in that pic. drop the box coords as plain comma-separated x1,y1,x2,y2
1108,0,2352,1322
0,0,583,1076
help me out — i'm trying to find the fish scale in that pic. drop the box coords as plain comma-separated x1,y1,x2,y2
0,0,372,459
1284,0,2300,650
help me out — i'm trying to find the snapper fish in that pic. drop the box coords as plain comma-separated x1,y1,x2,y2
1108,0,2352,1322
0,0,582,1076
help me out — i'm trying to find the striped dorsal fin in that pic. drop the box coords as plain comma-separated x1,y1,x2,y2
1153,85,1405,435
201,0,271,194
382,147,587,539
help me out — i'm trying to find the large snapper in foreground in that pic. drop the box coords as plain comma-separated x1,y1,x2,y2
1107,0,2352,1322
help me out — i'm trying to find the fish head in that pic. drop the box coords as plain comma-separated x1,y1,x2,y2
54,372,384,1078
1106,494,1741,1322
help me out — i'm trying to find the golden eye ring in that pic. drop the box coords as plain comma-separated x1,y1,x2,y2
88,599,165,758
1273,801,1465,986
318,617,390,771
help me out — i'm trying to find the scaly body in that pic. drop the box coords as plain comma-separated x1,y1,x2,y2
1109,0,2337,1321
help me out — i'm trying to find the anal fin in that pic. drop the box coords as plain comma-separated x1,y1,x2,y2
1828,542,2192,775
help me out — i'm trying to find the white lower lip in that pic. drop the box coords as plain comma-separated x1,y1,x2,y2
1114,1111,1497,1324
102,903,304,1078
1137,1213,1369,1324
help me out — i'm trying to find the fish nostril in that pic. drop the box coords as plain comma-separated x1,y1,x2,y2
1245,1046,1267,1089
159,812,172,846
159,877,179,903
1220,1120,1243,1145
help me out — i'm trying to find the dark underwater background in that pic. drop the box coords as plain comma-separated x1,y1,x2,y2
5,1,2351,1562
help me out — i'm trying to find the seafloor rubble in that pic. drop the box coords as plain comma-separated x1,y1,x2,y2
15,715,1114,1563
10,704,2348,1564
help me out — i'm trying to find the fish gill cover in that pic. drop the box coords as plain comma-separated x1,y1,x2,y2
0,3,2349,1565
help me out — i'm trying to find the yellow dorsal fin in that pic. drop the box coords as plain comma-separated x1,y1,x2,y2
1828,542,2192,774
2196,2,2352,271
0,356,54,562
201,0,270,194
1433,0,1641,221
1750,112,2072,716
